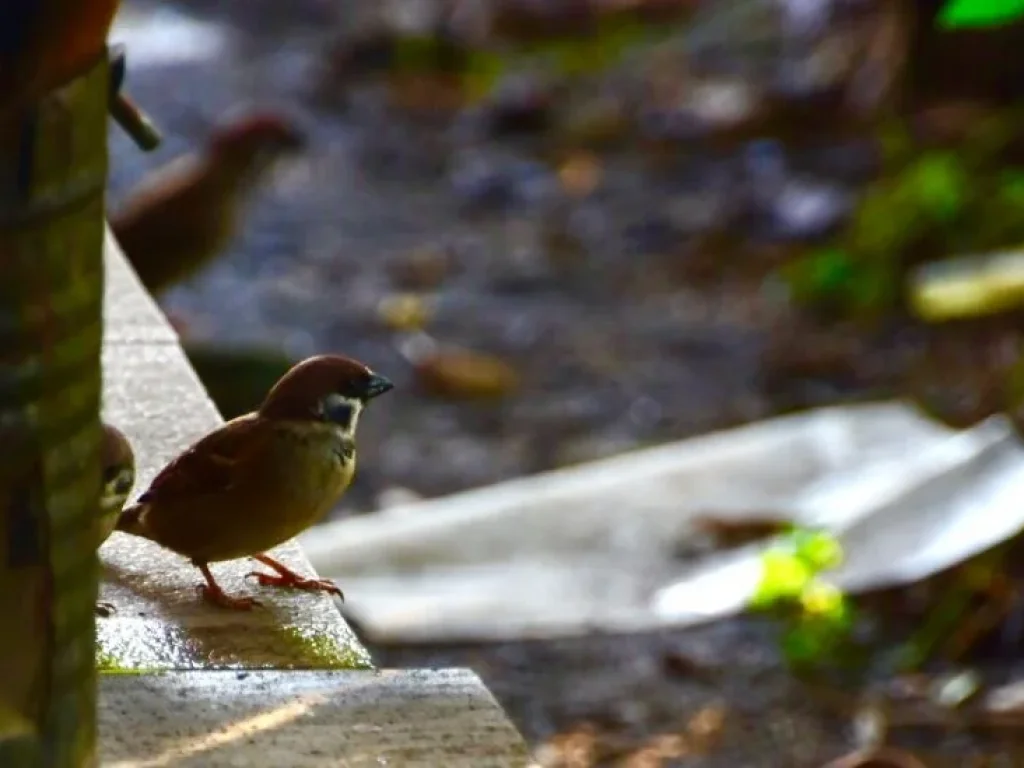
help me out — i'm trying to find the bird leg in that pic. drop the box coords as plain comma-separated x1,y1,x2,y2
195,562,260,610
246,554,344,600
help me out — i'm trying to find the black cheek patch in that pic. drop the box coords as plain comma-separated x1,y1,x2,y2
114,474,134,497
323,399,354,429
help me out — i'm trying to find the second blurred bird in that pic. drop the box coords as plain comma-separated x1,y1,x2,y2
110,111,306,296
96,422,136,617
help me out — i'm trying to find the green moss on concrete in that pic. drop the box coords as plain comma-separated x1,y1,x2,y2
275,625,374,670
95,649,161,675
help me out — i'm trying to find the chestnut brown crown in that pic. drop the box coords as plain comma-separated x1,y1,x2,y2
258,354,393,423
102,424,134,471
208,111,306,168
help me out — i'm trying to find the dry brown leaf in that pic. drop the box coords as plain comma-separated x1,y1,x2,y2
558,152,602,197
537,724,599,768
387,72,465,115
685,704,727,754
691,515,790,549
415,347,520,400
822,746,928,768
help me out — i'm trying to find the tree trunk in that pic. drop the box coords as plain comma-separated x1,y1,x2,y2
0,4,117,763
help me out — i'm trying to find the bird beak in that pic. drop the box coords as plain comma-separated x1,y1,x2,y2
362,374,394,400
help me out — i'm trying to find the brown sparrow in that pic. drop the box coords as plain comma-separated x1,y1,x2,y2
99,423,136,545
110,111,305,295
96,422,136,617
114,354,393,610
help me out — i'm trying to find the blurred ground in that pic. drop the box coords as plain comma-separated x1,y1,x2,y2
107,0,1024,763
110,0,902,512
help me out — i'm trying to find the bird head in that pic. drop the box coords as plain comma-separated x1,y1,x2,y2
258,355,394,435
101,424,136,515
207,111,307,180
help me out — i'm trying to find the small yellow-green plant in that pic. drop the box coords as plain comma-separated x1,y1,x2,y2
750,528,855,669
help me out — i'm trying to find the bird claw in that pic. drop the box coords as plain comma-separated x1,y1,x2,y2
246,570,344,600
96,601,116,617
197,584,261,611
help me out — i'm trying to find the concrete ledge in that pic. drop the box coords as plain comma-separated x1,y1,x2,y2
103,238,177,345
99,669,532,767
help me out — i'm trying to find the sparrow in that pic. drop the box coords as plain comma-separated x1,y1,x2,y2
96,422,136,617
110,111,306,296
100,423,137,545
114,354,393,610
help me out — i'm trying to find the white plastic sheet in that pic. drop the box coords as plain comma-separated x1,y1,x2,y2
300,402,1024,642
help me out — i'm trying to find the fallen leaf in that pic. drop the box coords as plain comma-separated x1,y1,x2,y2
691,514,791,549
415,347,520,400
378,293,433,332
387,72,465,114
821,746,928,768
558,152,602,197
537,724,598,768
685,704,727,754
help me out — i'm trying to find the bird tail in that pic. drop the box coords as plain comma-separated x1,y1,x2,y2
114,502,147,535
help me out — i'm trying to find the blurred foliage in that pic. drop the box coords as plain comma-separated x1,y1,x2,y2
896,544,1014,670
389,15,676,105
782,107,1024,321
184,343,295,420
751,528,856,670
516,17,654,78
938,0,1024,28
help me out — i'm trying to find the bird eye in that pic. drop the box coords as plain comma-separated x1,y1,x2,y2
114,470,134,497
104,468,133,499
321,394,355,428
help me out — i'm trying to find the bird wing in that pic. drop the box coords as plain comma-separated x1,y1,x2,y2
136,414,269,506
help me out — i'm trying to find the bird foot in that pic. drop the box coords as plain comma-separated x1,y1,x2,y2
246,570,344,600
96,601,116,617
198,584,261,611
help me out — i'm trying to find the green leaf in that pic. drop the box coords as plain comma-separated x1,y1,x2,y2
394,36,440,72
783,248,858,306
462,49,506,102
782,625,823,662
903,154,965,222
810,248,857,295
791,529,843,571
848,262,898,314
938,0,1024,29
849,186,915,257
751,550,813,608
1000,170,1024,203
798,581,847,620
